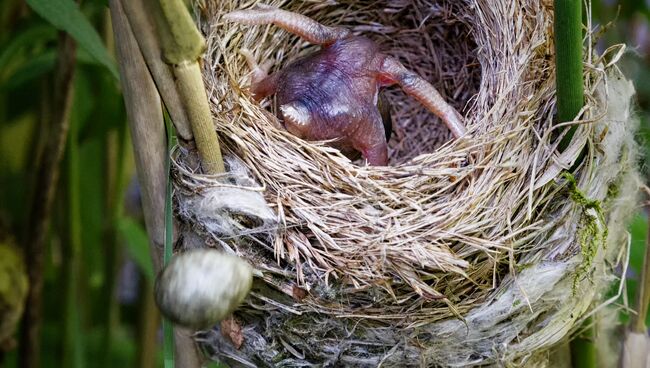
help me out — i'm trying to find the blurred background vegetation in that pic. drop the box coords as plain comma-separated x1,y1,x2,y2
0,0,648,367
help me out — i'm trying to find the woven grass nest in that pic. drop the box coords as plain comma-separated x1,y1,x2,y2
172,0,640,366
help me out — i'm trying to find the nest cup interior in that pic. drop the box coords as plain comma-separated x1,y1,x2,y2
283,1,482,164
368,1,481,163
208,0,481,165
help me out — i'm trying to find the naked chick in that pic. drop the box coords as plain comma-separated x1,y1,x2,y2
225,4,466,165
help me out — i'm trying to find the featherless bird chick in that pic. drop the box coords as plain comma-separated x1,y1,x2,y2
225,4,466,165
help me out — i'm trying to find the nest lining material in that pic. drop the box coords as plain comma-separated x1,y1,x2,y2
171,0,639,366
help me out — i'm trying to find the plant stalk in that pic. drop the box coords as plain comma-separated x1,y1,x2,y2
555,0,584,151
153,0,224,174
62,110,84,368
570,317,597,368
118,0,193,141
100,124,127,368
137,280,160,368
109,1,201,366
554,1,595,366
19,30,77,368
101,12,125,367
110,0,166,271
173,62,224,174
621,212,650,368
163,115,175,368
632,212,650,333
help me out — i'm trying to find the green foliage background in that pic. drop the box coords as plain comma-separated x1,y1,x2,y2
0,0,647,367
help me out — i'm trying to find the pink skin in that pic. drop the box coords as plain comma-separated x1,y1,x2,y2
225,5,466,166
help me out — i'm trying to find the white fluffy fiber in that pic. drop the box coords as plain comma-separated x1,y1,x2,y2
175,155,278,241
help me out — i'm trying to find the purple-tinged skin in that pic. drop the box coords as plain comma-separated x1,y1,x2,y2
225,5,466,166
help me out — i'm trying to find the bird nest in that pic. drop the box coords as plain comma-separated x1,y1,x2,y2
172,0,640,366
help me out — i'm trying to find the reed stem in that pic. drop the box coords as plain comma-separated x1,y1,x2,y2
173,62,224,173
570,318,597,368
20,30,77,368
119,0,193,141
109,1,201,366
163,114,175,368
632,214,650,333
554,1,595,366
153,0,224,174
62,106,84,368
555,0,584,151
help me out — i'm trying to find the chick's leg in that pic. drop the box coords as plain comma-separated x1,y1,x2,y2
378,56,466,138
224,4,350,45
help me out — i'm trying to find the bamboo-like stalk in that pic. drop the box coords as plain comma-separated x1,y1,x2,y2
549,340,572,367
163,118,175,368
100,125,126,368
137,281,160,368
153,0,204,65
118,0,193,141
19,30,77,368
555,0,584,150
62,113,84,368
554,1,594,366
621,213,650,368
110,0,166,287
631,214,650,333
173,62,224,173
570,318,597,368
152,0,225,174
108,1,201,366
101,12,124,367
173,327,202,367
